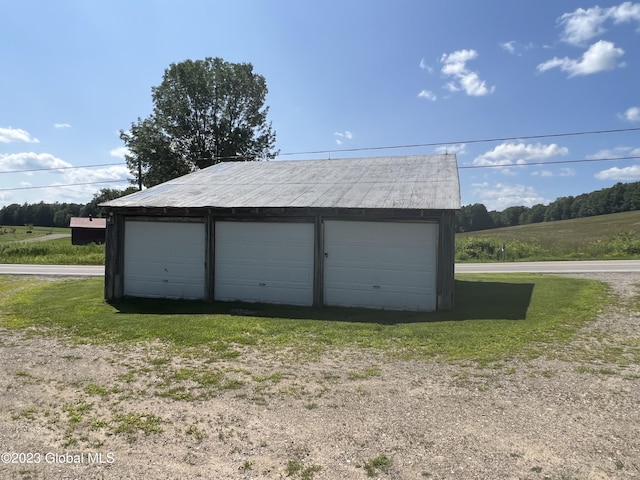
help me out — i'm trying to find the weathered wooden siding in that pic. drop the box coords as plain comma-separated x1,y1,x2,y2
71,228,105,245
436,210,456,311
104,213,124,300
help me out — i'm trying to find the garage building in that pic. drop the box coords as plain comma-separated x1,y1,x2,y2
102,155,460,311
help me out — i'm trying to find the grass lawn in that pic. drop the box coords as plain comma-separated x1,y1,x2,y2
0,273,608,363
0,225,71,243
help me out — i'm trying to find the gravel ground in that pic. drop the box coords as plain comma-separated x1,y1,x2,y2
0,273,638,480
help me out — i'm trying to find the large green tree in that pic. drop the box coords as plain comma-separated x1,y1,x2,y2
121,57,278,187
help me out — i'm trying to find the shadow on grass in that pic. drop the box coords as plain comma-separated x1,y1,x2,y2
110,280,534,324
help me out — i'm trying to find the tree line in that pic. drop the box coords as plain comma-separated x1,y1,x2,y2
4,181,640,231
0,188,138,228
456,181,640,232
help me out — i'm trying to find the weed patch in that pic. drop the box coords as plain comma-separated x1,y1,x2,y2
363,454,392,476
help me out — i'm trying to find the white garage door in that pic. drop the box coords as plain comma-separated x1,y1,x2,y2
124,220,205,299
324,220,437,311
214,222,314,306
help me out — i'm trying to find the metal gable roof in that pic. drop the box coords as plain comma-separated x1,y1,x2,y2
69,217,107,229
101,155,461,210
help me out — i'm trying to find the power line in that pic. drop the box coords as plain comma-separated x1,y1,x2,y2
0,127,638,191
0,162,124,175
2,126,639,175
460,155,640,169
278,126,640,157
2,154,639,193
0,179,129,193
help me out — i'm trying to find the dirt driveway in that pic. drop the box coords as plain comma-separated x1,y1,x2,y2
0,273,638,479
17,233,71,243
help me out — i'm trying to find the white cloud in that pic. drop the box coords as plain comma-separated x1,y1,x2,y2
417,89,436,101
0,127,39,143
440,49,495,96
595,164,640,180
472,182,549,210
500,41,516,54
586,146,640,159
63,165,131,185
54,123,72,129
559,2,640,46
532,167,576,177
110,146,130,158
473,142,569,169
334,131,353,145
0,152,72,172
434,144,466,155
0,153,132,207
500,41,535,56
537,40,625,77
419,58,433,73
559,5,609,46
36,165,133,204
620,106,640,122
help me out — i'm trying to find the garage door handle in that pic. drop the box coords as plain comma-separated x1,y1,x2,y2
259,282,266,287
373,285,380,289
324,252,328,258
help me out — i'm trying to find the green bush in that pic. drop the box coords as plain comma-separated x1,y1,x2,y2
456,237,546,261
588,231,640,257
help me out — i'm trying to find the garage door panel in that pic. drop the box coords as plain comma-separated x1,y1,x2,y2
215,222,314,306
124,221,205,300
324,220,437,311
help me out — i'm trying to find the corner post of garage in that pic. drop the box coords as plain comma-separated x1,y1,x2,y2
313,214,325,307
204,214,215,301
437,210,456,310
104,210,124,301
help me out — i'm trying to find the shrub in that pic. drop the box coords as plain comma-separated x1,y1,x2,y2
456,237,545,261
588,231,640,257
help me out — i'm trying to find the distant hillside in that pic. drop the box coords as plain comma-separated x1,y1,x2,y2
456,210,640,261
456,181,640,233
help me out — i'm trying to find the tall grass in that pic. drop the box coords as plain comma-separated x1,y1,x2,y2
456,231,640,261
0,238,104,265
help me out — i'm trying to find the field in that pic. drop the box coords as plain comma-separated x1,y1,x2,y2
457,210,640,261
0,226,104,265
1,273,639,478
0,225,71,243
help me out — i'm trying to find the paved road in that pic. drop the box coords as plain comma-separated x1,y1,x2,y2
0,264,104,276
456,259,640,273
1,260,640,277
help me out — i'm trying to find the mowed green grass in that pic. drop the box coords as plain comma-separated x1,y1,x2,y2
0,225,71,243
0,274,608,363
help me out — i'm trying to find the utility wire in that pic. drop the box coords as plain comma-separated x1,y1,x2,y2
459,155,640,169
2,154,640,193
278,126,640,157
2,126,639,174
0,179,129,193
0,162,124,175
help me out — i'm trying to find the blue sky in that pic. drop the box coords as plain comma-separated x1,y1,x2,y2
1,0,640,211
